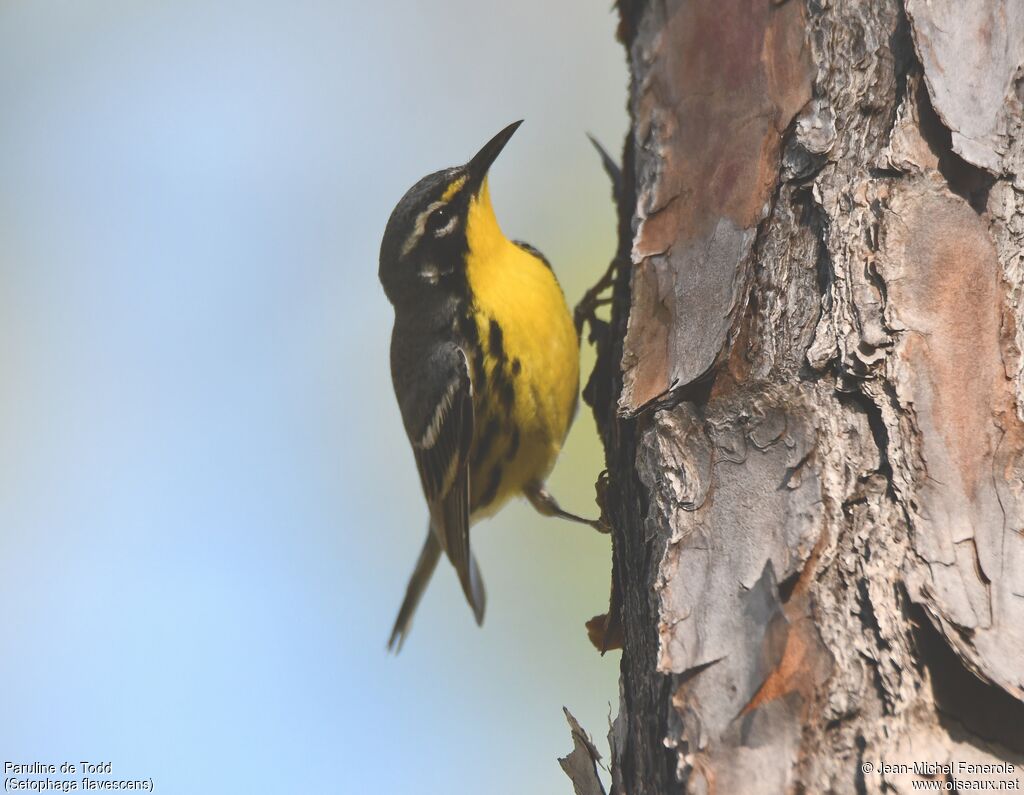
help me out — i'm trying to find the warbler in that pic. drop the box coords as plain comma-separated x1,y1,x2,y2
379,121,596,651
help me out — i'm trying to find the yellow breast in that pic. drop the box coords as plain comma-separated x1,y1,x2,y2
463,180,579,517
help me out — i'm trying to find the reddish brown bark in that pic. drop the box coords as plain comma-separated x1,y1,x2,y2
567,1,1024,792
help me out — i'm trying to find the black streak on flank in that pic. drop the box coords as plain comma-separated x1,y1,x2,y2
488,318,505,362
511,358,522,376
460,312,479,345
473,416,500,468
506,426,520,461
479,466,502,509
499,377,515,409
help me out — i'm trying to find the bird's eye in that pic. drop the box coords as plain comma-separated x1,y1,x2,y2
426,206,456,237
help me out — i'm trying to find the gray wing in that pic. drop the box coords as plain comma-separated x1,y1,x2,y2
392,341,482,621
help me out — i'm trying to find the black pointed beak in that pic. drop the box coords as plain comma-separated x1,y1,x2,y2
466,120,523,189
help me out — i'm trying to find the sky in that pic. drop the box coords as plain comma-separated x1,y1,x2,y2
0,1,628,793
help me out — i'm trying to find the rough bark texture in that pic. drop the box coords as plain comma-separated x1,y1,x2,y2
574,1,1024,792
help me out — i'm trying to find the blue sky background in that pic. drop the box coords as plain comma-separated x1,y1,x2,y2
0,1,627,793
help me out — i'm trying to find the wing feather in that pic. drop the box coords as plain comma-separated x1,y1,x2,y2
408,348,479,617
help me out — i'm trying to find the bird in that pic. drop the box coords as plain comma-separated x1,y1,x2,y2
379,121,599,651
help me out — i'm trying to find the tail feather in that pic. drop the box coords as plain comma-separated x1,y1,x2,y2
388,526,488,653
467,551,486,626
388,530,442,653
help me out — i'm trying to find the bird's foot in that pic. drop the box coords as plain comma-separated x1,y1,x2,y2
524,481,609,534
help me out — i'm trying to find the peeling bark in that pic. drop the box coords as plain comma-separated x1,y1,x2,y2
578,0,1024,792
560,708,608,795
621,0,814,409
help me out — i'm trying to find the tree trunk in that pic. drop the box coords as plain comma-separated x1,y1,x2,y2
573,1,1024,792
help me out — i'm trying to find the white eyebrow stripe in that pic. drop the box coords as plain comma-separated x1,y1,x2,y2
400,200,447,258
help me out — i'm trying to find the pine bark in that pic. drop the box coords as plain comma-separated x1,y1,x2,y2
575,1,1024,792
